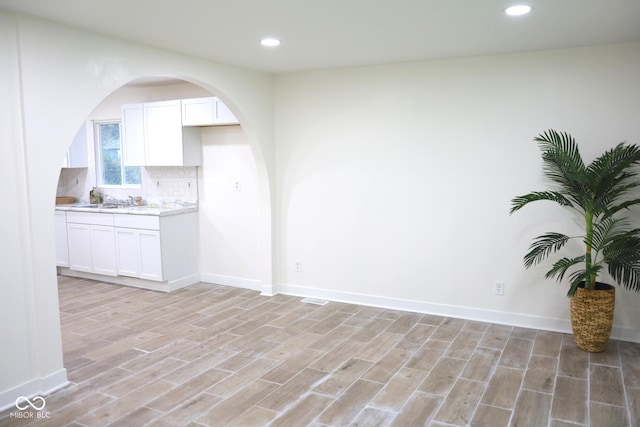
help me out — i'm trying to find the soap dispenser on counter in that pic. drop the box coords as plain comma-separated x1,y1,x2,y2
89,187,103,204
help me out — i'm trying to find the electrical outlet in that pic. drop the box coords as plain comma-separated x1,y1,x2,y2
234,180,241,191
295,260,302,273
494,281,505,296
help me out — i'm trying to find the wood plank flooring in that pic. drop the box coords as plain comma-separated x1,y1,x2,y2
1,276,639,426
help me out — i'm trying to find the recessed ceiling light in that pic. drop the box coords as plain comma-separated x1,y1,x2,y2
505,5,532,16
260,38,281,47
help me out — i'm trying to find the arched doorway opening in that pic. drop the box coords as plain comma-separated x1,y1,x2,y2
1,14,276,408
55,75,272,294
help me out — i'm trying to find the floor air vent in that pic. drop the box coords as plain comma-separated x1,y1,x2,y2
301,298,328,306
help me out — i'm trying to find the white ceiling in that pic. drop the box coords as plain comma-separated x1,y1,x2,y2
1,0,639,74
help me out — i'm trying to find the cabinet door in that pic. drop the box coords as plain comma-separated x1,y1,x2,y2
139,230,163,281
115,228,140,278
69,122,89,167
122,104,145,166
63,122,89,168
115,226,163,281
143,100,183,166
214,99,238,124
182,97,215,126
55,211,69,267
90,225,117,276
67,223,92,273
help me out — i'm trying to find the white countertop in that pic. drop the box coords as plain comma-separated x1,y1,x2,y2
55,202,198,217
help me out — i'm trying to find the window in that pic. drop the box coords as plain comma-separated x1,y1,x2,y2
95,121,141,187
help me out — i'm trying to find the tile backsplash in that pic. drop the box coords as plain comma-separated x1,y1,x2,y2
141,166,198,202
57,166,198,204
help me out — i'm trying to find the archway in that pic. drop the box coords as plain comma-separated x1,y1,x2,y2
1,12,276,407
55,76,272,294
57,76,275,295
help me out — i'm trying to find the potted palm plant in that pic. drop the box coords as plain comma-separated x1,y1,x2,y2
510,129,640,352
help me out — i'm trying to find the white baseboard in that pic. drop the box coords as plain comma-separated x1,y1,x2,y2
278,283,640,344
56,268,639,344
200,273,262,292
612,325,640,343
260,283,277,296
58,269,199,292
167,274,201,292
0,369,68,413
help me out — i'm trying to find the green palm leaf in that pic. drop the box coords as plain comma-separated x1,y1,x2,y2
523,233,571,268
604,233,640,292
511,129,640,296
510,191,573,214
588,143,640,216
545,256,585,283
535,130,589,207
568,271,592,296
589,218,627,253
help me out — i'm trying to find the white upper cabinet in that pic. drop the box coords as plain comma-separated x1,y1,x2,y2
214,98,239,125
121,103,145,166
181,97,214,126
121,97,237,166
182,97,239,126
62,122,89,168
144,100,201,166
121,100,202,167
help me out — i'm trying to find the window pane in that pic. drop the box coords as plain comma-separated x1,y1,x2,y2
125,166,141,185
97,122,141,186
100,123,122,185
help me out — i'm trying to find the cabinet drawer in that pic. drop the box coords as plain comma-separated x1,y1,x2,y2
114,214,160,230
66,211,114,226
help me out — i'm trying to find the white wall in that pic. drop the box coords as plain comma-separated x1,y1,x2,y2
199,126,261,289
0,9,275,410
0,10,54,406
275,42,640,340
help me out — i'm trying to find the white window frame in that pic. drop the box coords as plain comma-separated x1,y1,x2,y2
94,120,141,189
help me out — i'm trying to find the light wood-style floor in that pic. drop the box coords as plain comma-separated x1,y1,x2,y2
1,276,639,426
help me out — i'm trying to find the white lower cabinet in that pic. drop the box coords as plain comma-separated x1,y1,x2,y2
114,214,162,281
54,211,69,267
90,226,118,276
66,223,92,272
113,212,199,283
66,212,117,276
138,230,162,280
59,209,198,288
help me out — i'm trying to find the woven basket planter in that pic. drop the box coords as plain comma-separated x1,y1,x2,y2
569,282,615,352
